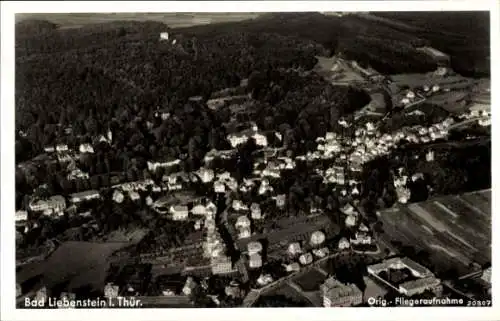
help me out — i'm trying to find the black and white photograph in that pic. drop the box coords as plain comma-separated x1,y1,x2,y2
1,1,498,320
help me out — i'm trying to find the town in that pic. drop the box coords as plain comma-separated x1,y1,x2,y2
14,11,491,309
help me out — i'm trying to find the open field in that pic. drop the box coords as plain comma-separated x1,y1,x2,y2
17,241,131,292
293,268,328,292
377,189,491,276
16,13,262,29
262,282,315,307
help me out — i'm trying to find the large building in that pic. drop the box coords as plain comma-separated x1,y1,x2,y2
367,257,442,297
29,195,66,214
321,277,363,307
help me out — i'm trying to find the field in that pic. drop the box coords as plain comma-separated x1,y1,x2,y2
262,282,315,307
377,189,491,276
16,13,262,29
293,268,328,291
17,241,131,292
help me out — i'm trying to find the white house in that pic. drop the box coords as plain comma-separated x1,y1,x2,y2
113,190,124,203
56,144,69,152
79,143,94,154
170,205,189,221
160,32,169,40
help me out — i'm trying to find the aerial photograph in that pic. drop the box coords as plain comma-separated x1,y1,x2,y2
13,11,491,309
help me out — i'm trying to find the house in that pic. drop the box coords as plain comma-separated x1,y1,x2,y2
345,214,357,227
197,168,215,183
129,191,140,201
274,194,286,208
79,144,94,154
338,237,350,250
44,146,55,153
252,132,268,147
56,144,69,152
113,190,124,203
351,231,372,245
288,242,302,256
232,200,249,212
247,241,263,255
399,277,442,297
299,253,313,265
258,180,274,195
227,132,250,148
29,195,66,214
233,216,250,231
147,159,181,172
104,283,119,299
321,277,363,307
257,274,274,286
160,32,169,40
67,169,89,180
285,263,301,273
182,277,197,296
211,255,233,275
238,227,251,239
70,190,101,203
170,205,189,221
250,203,262,220
191,204,208,216
249,254,262,269
15,210,28,224
481,267,492,284
312,247,330,258
214,181,226,193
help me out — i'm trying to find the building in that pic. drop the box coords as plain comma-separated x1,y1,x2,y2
257,274,274,286
29,195,66,214
129,191,140,201
247,241,263,255
288,242,302,256
235,215,251,229
160,32,169,40
170,206,189,221
79,143,94,154
274,194,286,208
238,227,251,239
211,255,233,275
56,144,69,152
398,277,442,297
232,200,249,212
321,277,363,307
15,210,28,223
197,168,215,183
345,214,357,227
249,253,262,269
112,190,124,203
299,253,313,265
213,181,226,193
481,267,492,284
147,159,181,172
250,203,262,220
368,257,433,278
69,190,101,203
191,204,208,216
182,277,197,296
338,237,350,250
104,283,119,299
286,263,301,273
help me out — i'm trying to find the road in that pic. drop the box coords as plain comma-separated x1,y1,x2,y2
242,250,348,307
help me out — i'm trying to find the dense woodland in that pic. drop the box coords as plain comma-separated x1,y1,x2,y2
15,14,491,271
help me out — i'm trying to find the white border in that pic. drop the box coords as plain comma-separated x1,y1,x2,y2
1,1,499,321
